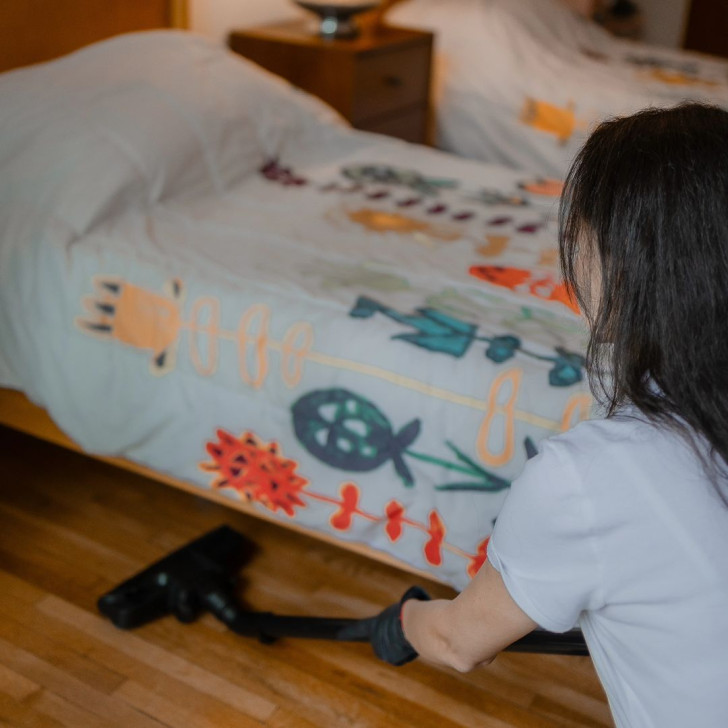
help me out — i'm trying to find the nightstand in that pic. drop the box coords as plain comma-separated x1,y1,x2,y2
228,22,434,144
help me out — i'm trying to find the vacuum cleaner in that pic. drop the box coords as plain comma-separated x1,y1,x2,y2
98,525,588,657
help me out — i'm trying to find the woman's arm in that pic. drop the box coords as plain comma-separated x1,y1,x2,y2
401,561,538,672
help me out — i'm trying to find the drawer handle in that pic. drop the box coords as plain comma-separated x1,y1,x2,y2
382,74,403,88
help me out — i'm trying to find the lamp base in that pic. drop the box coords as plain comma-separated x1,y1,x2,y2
294,2,378,39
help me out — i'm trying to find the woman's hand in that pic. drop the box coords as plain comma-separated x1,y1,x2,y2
400,561,539,672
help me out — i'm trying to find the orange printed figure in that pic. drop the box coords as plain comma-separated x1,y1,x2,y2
476,368,522,468
519,177,564,197
469,264,580,314
560,392,594,431
237,304,271,390
76,277,183,373
345,208,461,242
644,69,719,88
520,97,580,145
188,297,221,377
476,234,510,258
538,248,560,268
200,429,309,517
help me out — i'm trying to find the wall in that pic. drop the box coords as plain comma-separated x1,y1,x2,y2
190,0,303,43
189,0,691,49
636,0,690,47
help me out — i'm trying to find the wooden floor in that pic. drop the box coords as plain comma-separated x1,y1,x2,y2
0,425,614,728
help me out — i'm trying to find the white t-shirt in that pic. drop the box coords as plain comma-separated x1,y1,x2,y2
488,409,728,728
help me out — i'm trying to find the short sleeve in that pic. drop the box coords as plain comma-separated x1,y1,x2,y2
487,437,605,633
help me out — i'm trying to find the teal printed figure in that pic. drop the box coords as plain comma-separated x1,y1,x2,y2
341,165,458,196
548,348,586,388
487,336,585,387
349,296,585,387
422,442,511,492
350,296,477,357
465,188,529,206
291,388,513,491
486,334,521,362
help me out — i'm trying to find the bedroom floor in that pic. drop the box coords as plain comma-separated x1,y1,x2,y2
0,425,613,728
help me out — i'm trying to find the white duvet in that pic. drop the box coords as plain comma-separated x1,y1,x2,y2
0,31,591,588
390,0,728,177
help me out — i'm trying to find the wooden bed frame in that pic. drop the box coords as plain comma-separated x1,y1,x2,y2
1,0,187,73
0,0,434,580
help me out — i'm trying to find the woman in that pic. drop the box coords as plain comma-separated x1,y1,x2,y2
369,103,728,727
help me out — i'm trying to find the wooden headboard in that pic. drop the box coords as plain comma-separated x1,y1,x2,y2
0,0,188,73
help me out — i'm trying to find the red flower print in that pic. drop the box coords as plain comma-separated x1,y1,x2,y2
424,510,446,566
467,537,490,579
385,500,405,542
330,483,360,531
200,429,308,517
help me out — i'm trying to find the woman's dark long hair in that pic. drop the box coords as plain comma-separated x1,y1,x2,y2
559,103,728,478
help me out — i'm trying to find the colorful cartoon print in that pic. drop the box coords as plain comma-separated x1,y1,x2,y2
643,68,720,87
625,55,722,88
259,156,559,216
485,214,547,234
477,235,511,258
424,287,582,337
517,178,564,197
76,277,183,373
291,387,512,491
469,265,579,315
199,427,491,572
200,430,308,516
350,296,584,387
520,97,582,145
259,159,308,186
351,296,477,357
315,261,412,293
465,189,529,207
344,208,462,242
625,54,699,74
341,164,458,196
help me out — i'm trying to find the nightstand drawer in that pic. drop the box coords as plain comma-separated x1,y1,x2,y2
352,45,430,124
359,105,429,144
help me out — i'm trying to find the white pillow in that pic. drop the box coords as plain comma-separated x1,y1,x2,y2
0,30,344,237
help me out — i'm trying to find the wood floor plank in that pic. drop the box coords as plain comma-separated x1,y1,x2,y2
0,425,613,727
30,690,143,728
0,663,40,703
0,572,46,607
153,622,443,728
0,639,160,728
0,595,275,728
265,707,322,728
35,597,277,723
0,693,65,728
113,680,264,728
0,619,125,698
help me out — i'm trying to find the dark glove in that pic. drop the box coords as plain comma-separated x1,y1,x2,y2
369,585,431,666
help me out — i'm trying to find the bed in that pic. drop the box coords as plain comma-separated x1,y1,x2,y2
388,0,728,178
0,0,592,592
